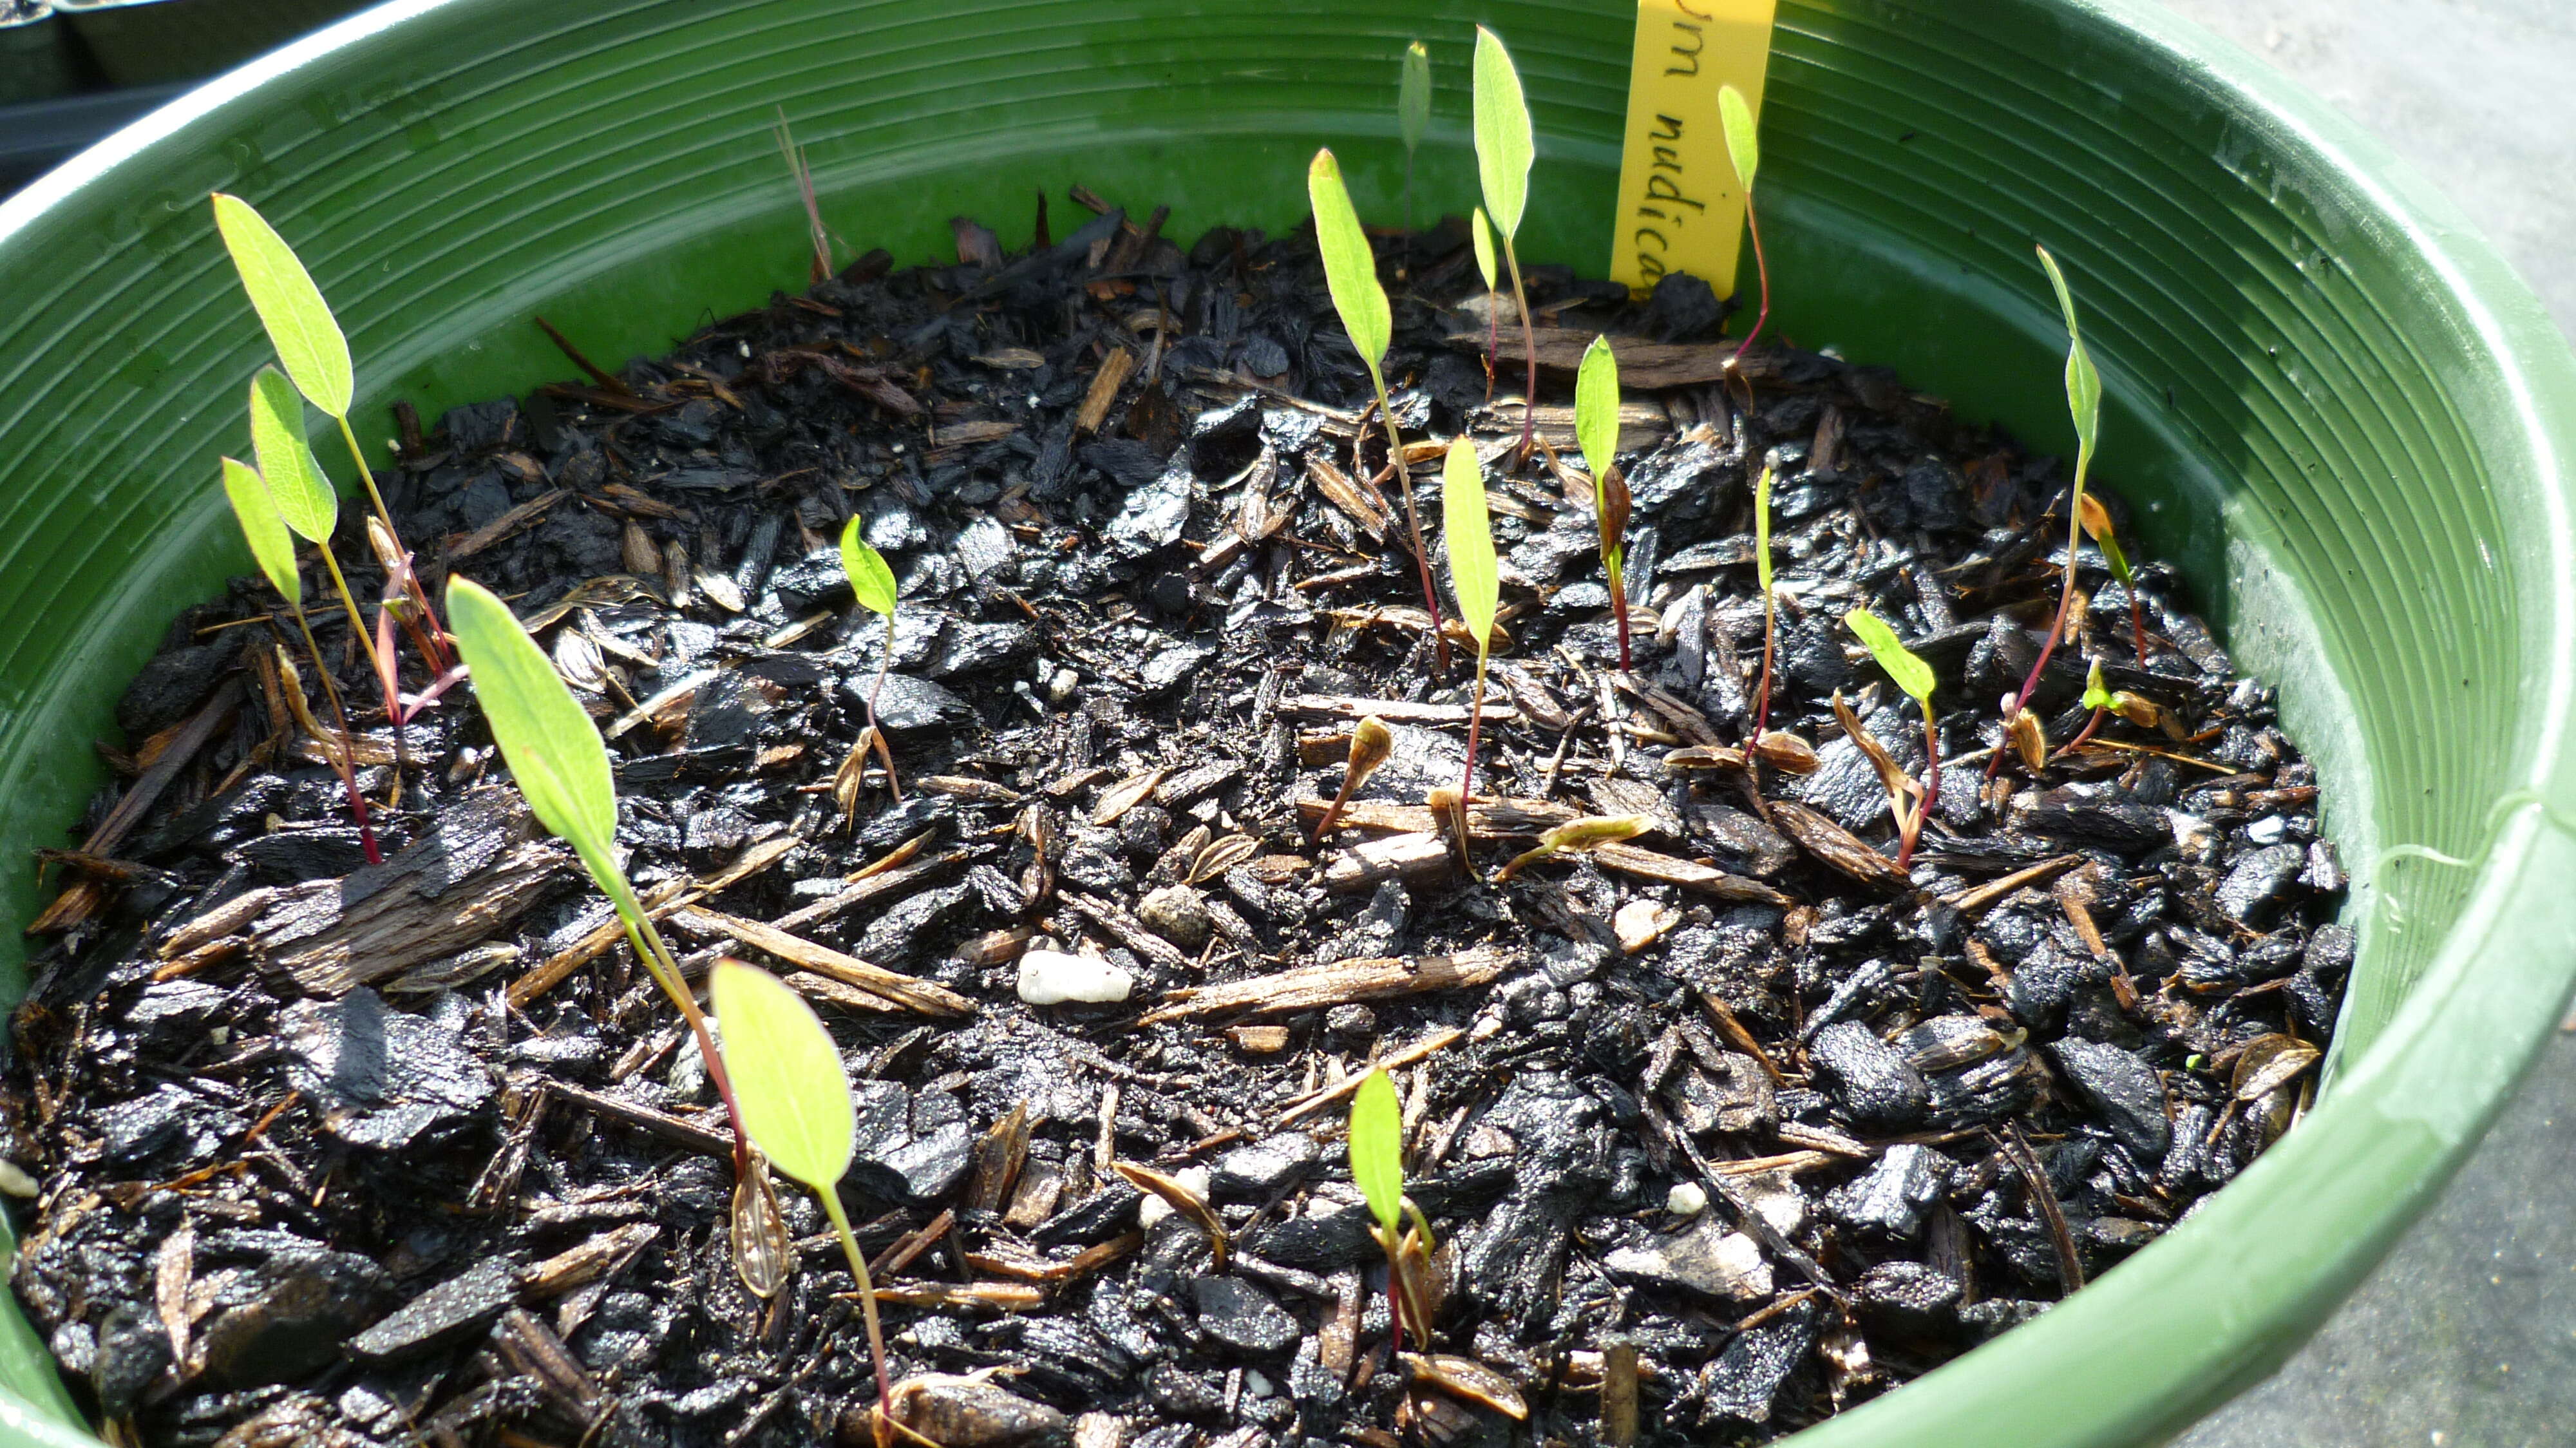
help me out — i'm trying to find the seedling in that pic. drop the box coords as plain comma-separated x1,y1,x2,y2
1495,814,1648,882
1718,84,1770,374
1349,1067,1437,1351
1443,438,1500,872
1575,336,1634,671
708,960,893,1436
839,518,904,806
1309,147,1450,668
774,108,834,284
2062,658,2165,759
1312,715,1394,842
1844,607,1940,871
218,455,378,863
442,575,784,1295
2078,492,2149,663
1472,207,1501,402
1399,41,1432,248
1993,244,2100,779
1471,26,1540,457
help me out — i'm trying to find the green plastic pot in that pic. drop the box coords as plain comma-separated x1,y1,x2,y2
0,0,2571,1442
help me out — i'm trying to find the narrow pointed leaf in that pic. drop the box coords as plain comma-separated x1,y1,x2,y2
1719,84,1761,191
1399,41,1432,155
1844,607,1935,705
712,960,857,1191
2036,245,2101,466
1470,207,1498,292
1754,464,1776,595
1575,336,1619,484
446,574,619,862
1471,26,1533,239
1349,1067,1403,1236
1442,439,1497,654
1309,149,1390,370
219,457,300,605
247,367,337,544
212,193,352,419
839,517,899,617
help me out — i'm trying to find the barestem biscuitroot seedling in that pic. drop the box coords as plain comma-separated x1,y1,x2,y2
1312,714,1393,843
1993,243,2101,779
1575,336,1635,671
1472,26,1540,458
1718,84,1770,379
443,574,790,1297
1443,437,1501,872
840,517,905,806
709,960,895,1438
1349,1067,1437,1353
1845,607,1940,870
1309,147,1450,670
1495,814,1648,882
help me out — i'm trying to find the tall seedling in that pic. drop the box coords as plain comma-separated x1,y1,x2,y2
218,455,378,863
1575,336,1634,670
1472,26,1540,457
1844,607,1940,871
710,960,894,1438
839,519,904,806
1992,245,2100,779
1443,439,1500,872
444,575,788,1296
1309,148,1449,669
1398,41,1432,249
1718,85,1771,375
1349,1068,1436,1351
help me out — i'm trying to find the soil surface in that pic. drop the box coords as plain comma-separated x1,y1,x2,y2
3,193,2347,1448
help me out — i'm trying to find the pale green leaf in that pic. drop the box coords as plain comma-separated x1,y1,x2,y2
1308,149,1390,372
2081,659,2114,712
1399,41,1432,155
712,960,857,1192
212,193,353,419
1442,439,1497,654
218,457,299,605
1844,607,1935,704
1719,84,1761,192
1575,335,1619,485
446,574,620,866
2037,245,2100,469
1348,1067,1403,1235
1470,207,1498,292
247,367,337,544
1754,464,1776,595
839,517,898,618
1471,26,1533,240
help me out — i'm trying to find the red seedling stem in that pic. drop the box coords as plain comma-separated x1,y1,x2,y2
1900,704,1940,872
1987,495,2087,781
1752,591,1777,743
1730,198,1772,374
287,611,383,866
1368,386,1451,674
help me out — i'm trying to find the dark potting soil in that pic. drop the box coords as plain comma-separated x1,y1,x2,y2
3,193,2347,1448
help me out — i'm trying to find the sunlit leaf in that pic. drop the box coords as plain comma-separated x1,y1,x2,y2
1844,607,1935,704
2076,492,2133,584
1575,335,1619,486
1442,439,1497,655
838,516,899,617
1754,464,1776,595
1399,41,1432,155
1471,26,1533,240
2036,245,2100,475
211,193,352,419
2081,659,2114,713
711,959,857,1191
446,575,619,870
247,367,337,544
1349,1067,1403,1236
1470,207,1497,292
1309,149,1390,373
1719,84,1760,192
218,457,299,605
1539,815,1647,852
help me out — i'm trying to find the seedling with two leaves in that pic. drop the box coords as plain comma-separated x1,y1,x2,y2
1843,607,1941,872
1991,243,2100,780
1349,1068,1439,1352
837,519,905,815
1309,148,1450,670
442,575,792,1300
1471,26,1541,457
1441,439,1501,873
1574,336,1636,671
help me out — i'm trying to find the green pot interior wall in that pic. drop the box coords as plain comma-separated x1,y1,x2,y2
1,0,2571,1444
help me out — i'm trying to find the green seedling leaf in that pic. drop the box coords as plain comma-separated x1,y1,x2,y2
1443,439,1498,654
839,518,898,617
1754,463,1776,595
1399,41,1432,156
2081,659,2114,713
1470,207,1498,292
1540,815,1649,852
710,960,856,1191
1349,1067,1404,1236
1471,26,1533,240
219,457,299,605
1309,149,1390,371
445,575,619,870
1719,84,1760,192
2036,245,2100,476
247,367,337,544
212,193,353,419
1844,607,1935,705
1575,336,1619,486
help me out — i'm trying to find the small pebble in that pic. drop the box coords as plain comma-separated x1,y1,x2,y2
1136,885,1213,951
1016,950,1133,1005
1665,1182,1709,1218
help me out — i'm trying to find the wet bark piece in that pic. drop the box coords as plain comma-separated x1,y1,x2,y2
1138,946,1516,1024
252,788,571,996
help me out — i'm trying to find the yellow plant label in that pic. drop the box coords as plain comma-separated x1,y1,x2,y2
1609,0,1776,297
